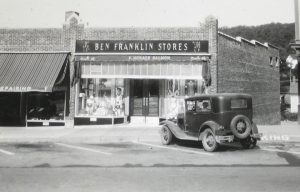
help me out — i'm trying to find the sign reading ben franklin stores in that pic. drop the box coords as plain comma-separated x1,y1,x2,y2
76,40,209,53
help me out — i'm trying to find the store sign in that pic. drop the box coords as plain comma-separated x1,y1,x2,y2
75,55,211,62
0,86,32,92
128,56,171,61
76,40,209,53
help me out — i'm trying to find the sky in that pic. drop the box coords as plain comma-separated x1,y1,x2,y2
0,0,295,28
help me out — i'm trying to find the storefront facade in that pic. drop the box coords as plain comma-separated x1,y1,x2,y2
73,40,211,124
0,53,70,126
0,11,280,126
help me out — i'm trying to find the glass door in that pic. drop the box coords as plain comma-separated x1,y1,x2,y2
131,79,159,117
132,80,144,116
147,80,159,116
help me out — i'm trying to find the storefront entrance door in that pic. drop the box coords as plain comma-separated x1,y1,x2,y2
131,79,159,118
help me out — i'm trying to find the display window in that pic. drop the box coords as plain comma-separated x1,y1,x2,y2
76,78,126,117
27,92,65,121
162,79,205,118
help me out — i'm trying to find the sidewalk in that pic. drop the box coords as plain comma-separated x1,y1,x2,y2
0,121,299,144
258,121,300,143
0,124,161,144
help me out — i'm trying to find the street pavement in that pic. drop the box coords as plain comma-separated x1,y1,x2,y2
1,122,299,192
1,167,300,192
0,121,300,192
0,139,300,192
1,140,300,167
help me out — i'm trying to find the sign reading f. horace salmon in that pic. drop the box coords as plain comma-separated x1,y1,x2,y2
75,40,209,53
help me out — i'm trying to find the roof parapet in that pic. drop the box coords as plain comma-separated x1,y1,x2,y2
250,40,268,48
218,31,240,43
264,42,279,50
236,36,255,46
218,31,279,50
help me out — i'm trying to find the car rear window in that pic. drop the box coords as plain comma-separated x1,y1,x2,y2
231,99,248,109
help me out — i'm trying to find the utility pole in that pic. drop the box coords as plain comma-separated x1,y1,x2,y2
289,0,300,124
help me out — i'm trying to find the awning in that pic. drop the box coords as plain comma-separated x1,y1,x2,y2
74,55,210,81
0,53,69,92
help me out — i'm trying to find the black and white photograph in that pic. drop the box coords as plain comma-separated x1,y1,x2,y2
0,0,299,191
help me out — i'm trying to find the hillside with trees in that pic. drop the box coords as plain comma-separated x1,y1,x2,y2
219,23,296,94
220,23,295,58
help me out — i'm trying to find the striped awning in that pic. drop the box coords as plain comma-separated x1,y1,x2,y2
74,55,210,81
0,53,69,92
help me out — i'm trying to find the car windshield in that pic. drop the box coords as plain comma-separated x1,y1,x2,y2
186,100,196,111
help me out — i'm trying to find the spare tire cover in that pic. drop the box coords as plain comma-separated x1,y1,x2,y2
230,115,251,139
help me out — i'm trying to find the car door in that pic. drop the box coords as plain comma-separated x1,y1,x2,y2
184,99,196,132
190,98,212,134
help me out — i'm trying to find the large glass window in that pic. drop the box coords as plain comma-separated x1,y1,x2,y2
76,78,126,117
162,79,205,118
27,92,65,121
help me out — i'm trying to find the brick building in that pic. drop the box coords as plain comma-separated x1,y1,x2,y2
0,11,280,127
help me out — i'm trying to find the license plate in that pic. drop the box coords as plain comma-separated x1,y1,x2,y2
90,118,97,122
42,122,49,126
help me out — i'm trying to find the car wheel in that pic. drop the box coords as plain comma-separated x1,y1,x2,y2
160,126,173,145
230,115,251,139
240,137,257,149
202,129,219,152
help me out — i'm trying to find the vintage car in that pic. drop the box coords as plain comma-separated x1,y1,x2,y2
159,93,262,152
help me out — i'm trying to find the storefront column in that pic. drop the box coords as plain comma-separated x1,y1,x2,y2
20,92,26,126
66,54,75,128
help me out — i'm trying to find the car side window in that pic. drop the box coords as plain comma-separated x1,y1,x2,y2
186,100,196,111
196,99,211,112
231,99,248,109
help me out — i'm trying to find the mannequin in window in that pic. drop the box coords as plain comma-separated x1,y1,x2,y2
187,80,195,96
86,95,95,115
114,87,124,116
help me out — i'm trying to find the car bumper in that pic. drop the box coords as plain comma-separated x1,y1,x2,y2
215,135,234,143
251,133,262,140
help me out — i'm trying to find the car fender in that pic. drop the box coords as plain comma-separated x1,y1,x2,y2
251,122,259,134
198,121,221,141
159,120,179,135
160,120,196,140
250,122,262,140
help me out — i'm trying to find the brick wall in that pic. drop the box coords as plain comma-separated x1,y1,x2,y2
217,33,280,125
0,28,64,51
